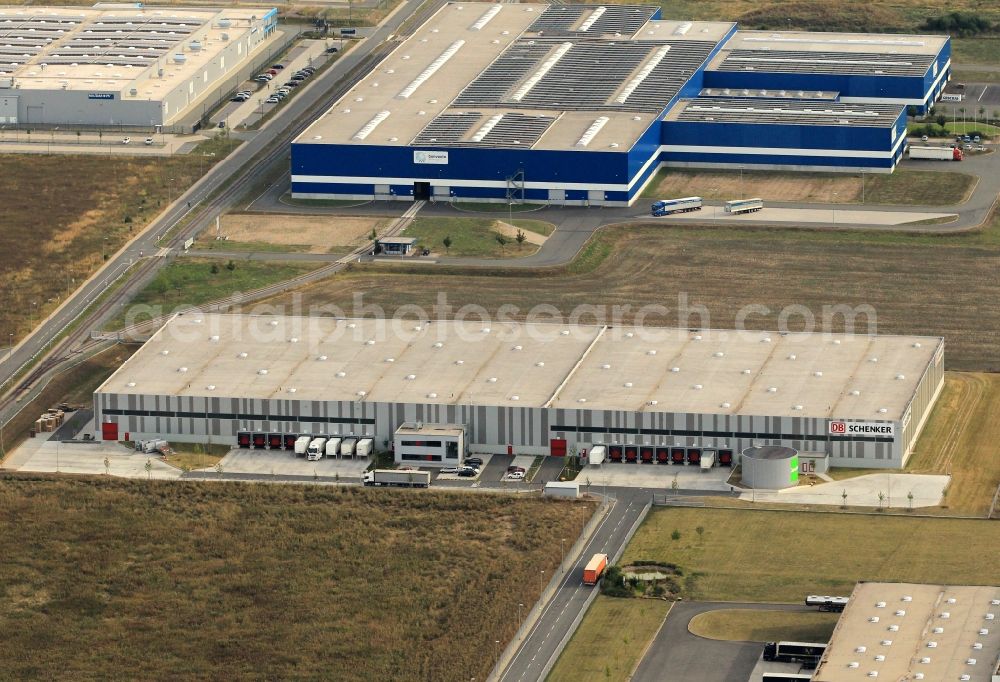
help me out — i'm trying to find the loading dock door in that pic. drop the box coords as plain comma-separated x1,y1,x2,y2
101,421,118,441
549,438,567,457
413,182,430,200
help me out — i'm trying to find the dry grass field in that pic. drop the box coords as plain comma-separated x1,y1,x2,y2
688,609,840,643
0,138,238,342
906,372,1000,516
198,213,386,254
642,169,977,206
0,476,594,681
259,222,1000,371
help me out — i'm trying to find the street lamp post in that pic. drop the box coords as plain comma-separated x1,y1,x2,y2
539,569,545,595
517,602,523,628
560,537,566,569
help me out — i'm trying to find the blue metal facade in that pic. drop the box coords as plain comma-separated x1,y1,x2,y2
291,24,949,205
660,108,909,172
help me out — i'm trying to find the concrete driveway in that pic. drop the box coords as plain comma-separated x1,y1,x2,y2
742,472,950,508
217,448,370,477
578,462,734,492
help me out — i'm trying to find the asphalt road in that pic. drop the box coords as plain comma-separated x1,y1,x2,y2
631,601,813,682
0,0,433,410
499,487,650,682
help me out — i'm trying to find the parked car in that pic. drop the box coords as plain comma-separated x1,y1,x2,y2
921,134,928,142
267,68,278,75
265,96,280,104
963,134,971,143
301,66,316,74
231,95,247,102
144,137,154,145
973,135,981,143
457,468,478,478
277,87,291,95
284,80,300,88
121,136,130,144
271,63,285,70
465,457,483,467
439,466,460,474
507,465,525,474
325,46,339,54
507,471,525,480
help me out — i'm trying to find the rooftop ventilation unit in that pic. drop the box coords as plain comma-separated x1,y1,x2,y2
673,21,691,36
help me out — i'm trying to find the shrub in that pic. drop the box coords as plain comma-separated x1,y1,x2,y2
921,11,995,37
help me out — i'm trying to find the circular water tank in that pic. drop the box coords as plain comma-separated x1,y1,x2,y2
741,446,799,490
172,53,186,64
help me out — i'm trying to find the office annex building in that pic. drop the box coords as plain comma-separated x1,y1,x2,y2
291,2,951,206
94,314,944,470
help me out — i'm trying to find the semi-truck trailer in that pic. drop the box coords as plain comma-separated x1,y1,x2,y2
307,437,327,461
294,436,311,456
651,196,702,216
724,198,764,214
908,145,963,161
340,437,358,457
583,553,608,586
805,595,849,612
362,469,431,488
325,437,342,458
588,445,606,466
355,438,374,458
700,450,716,471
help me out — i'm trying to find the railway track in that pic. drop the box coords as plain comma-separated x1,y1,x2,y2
0,1,445,425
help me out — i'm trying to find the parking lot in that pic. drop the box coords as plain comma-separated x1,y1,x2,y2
218,448,370,478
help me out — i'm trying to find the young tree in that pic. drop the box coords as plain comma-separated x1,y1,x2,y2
210,262,219,274
841,489,848,509
104,456,111,476
495,232,508,254
443,235,452,254
226,259,236,272
144,458,152,480
907,490,914,511
877,490,886,511
515,229,527,249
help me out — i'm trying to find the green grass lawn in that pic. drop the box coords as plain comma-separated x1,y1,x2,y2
951,68,1000,84
452,201,546,213
862,169,977,205
108,258,317,329
548,596,671,682
403,216,553,258
623,508,1000,602
688,609,840,643
909,121,1000,135
952,37,1000,66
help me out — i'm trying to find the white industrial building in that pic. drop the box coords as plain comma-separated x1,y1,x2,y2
0,5,278,128
814,582,1000,682
94,313,944,469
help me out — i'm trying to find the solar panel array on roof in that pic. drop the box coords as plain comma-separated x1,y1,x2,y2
674,97,902,126
414,111,556,147
525,4,657,37
455,38,717,113
715,49,935,76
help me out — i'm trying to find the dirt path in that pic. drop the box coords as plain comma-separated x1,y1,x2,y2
203,213,384,253
495,220,548,245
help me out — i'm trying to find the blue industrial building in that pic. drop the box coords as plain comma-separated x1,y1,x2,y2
291,3,950,206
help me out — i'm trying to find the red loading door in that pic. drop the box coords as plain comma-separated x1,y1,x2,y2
284,434,297,450
640,447,654,463
268,434,282,448
687,449,701,465
671,448,685,463
656,447,669,463
719,450,733,466
550,439,568,457
101,422,118,441
625,446,638,462
238,432,251,448
609,446,623,461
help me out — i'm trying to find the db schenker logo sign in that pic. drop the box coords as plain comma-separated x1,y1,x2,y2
829,421,895,437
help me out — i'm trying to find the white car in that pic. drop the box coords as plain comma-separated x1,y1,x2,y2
121,136,130,145
507,471,525,480
439,466,460,474
144,137,154,146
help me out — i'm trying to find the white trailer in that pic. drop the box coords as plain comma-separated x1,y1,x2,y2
363,469,430,488
355,438,374,458
724,198,764,214
651,196,702,216
340,437,358,457
588,445,606,466
307,437,327,461
908,145,962,161
294,436,311,456
325,437,342,458
700,450,716,471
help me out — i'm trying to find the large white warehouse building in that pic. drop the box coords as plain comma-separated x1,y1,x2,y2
0,5,278,128
94,314,944,469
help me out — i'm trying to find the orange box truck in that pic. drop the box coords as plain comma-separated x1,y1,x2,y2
583,553,608,586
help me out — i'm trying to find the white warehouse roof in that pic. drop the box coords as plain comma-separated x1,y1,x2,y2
814,582,1000,682
98,314,942,421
